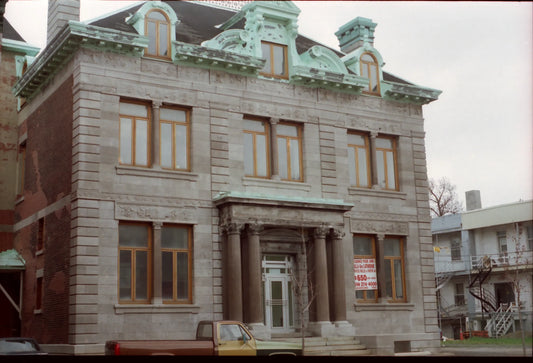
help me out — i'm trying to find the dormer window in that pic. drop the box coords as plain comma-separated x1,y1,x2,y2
260,41,288,79
360,53,380,95
146,9,171,59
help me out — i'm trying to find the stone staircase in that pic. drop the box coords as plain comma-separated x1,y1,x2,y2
273,336,371,356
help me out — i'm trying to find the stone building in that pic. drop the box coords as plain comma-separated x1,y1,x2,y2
1,0,441,355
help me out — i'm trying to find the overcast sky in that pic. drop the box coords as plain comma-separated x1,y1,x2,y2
5,0,533,209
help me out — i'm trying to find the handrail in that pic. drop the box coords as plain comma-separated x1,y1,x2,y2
433,250,532,274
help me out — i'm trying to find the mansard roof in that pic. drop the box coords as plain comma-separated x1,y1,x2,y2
3,17,25,42
87,1,409,85
14,1,441,104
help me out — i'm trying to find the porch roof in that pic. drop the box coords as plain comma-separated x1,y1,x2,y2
0,249,26,271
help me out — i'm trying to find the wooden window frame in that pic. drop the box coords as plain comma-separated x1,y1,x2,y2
276,122,303,182
348,132,371,188
353,234,378,303
260,41,289,80
243,117,271,179
145,9,171,60
375,135,399,191
383,236,407,303
360,52,380,95
118,222,152,304
119,100,151,168
160,106,191,171
161,225,193,304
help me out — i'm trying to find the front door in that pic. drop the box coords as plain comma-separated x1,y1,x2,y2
262,255,294,333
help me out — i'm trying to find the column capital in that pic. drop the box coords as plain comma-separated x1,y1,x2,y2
152,100,162,108
222,222,244,235
269,117,279,125
247,222,263,236
330,228,345,240
153,221,163,229
314,225,330,239
370,131,379,138
376,233,385,241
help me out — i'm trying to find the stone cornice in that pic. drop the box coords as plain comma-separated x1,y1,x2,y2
12,21,148,100
382,80,442,105
173,40,265,76
213,191,353,212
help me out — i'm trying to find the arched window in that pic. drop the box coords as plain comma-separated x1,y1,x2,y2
360,53,380,95
145,9,171,59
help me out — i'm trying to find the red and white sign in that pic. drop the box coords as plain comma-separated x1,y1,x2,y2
354,258,377,290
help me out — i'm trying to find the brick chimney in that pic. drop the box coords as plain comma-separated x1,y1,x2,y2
465,190,482,211
47,0,80,45
335,17,377,54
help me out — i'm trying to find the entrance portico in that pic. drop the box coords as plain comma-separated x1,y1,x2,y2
214,192,355,339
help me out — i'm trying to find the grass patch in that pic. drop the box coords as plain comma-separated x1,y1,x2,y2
442,333,532,347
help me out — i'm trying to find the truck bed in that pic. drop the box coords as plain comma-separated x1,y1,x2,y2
105,339,215,356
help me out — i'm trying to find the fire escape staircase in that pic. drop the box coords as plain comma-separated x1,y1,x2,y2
485,304,515,338
468,256,497,313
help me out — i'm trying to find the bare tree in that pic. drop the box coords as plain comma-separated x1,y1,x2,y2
501,225,531,356
291,227,316,354
428,177,463,217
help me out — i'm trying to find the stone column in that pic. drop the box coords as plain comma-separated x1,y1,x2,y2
376,234,387,300
151,101,162,168
246,223,263,324
152,221,163,304
313,226,330,322
225,223,244,321
269,118,280,180
330,229,347,322
369,131,379,188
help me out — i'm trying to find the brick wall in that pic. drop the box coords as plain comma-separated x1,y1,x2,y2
15,76,73,344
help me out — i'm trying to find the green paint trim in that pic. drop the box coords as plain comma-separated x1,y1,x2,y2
12,21,148,100
213,191,354,210
1,38,40,56
0,249,26,270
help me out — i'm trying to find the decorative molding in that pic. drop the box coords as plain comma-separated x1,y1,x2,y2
115,203,197,223
350,219,409,235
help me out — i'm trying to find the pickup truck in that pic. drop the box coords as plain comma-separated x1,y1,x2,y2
105,320,302,356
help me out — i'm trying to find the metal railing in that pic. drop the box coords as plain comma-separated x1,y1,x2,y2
434,250,532,274
470,251,533,270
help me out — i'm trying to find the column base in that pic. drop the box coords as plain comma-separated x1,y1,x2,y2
308,321,336,337
333,320,356,336
247,323,270,340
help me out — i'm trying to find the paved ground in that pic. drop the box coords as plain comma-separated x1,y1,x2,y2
434,345,532,357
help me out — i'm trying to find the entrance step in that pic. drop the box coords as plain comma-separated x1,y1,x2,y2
273,336,371,356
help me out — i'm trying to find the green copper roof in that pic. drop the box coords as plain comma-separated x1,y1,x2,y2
213,191,354,210
0,249,26,271
13,1,440,105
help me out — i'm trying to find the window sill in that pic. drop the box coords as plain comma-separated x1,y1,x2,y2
242,177,311,192
354,302,414,311
348,186,407,200
15,196,24,205
116,165,199,182
34,309,42,315
114,304,201,314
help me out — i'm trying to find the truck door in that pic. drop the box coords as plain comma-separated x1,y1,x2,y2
217,323,256,356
